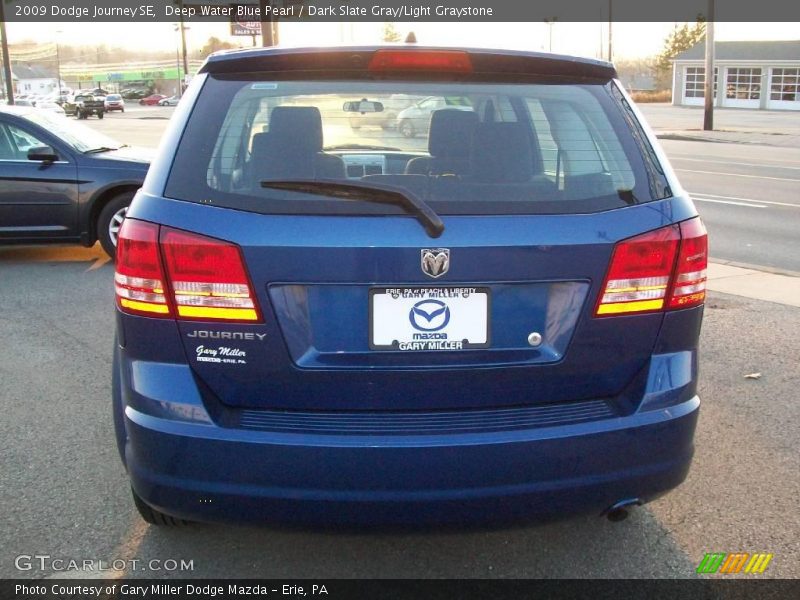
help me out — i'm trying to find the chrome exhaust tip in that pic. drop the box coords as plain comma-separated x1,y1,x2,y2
604,498,642,522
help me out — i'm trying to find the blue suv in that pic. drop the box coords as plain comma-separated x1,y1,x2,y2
112,47,706,526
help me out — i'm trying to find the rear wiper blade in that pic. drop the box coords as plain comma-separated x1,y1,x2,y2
260,179,444,238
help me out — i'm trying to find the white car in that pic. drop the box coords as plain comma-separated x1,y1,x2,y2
158,95,180,106
396,97,474,138
35,101,66,116
104,94,125,112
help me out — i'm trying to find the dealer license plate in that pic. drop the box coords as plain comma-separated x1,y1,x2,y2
370,287,490,351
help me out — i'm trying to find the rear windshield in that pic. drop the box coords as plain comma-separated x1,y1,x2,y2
166,75,669,216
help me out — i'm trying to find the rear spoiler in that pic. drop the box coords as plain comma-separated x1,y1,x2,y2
200,46,617,81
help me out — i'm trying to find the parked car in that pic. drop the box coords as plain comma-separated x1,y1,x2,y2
104,94,125,112
158,95,180,106
64,94,105,119
139,94,167,106
113,46,706,527
396,96,474,138
34,101,66,116
0,105,151,256
121,88,151,100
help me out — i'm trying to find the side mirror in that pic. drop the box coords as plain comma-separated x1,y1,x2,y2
27,145,59,163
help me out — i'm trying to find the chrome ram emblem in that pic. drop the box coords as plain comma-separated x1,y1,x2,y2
420,248,450,279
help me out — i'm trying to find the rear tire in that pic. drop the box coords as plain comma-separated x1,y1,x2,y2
131,488,189,527
98,111,104,119
97,192,133,259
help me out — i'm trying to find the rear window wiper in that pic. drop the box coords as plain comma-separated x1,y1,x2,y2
260,179,444,238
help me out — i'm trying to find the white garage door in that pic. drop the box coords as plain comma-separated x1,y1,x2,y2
767,68,800,110
722,68,762,108
682,66,717,106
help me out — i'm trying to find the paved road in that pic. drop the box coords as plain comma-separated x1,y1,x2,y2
82,106,800,273
3,105,799,580
0,245,798,579
661,139,800,273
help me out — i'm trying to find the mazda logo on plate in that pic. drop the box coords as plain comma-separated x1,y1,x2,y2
409,299,451,332
421,248,450,278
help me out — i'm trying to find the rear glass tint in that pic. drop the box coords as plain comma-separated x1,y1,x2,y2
166,76,669,216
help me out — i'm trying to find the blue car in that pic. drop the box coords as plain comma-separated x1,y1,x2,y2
113,46,706,527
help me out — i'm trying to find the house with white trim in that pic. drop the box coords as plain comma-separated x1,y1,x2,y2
672,40,800,111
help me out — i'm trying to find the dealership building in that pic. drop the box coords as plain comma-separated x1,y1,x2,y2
672,40,800,110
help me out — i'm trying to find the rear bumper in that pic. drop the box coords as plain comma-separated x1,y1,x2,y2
123,396,698,526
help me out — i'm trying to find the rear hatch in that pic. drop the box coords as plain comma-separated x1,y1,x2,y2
129,48,696,412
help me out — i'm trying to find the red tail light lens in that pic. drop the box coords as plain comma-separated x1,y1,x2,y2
115,220,171,318
668,218,708,309
160,227,261,322
596,218,708,317
596,224,680,316
368,50,473,73
115,220,261,323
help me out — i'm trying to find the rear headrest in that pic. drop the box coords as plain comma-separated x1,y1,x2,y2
428,109,479,158
268,106,323,152
469,123,534,183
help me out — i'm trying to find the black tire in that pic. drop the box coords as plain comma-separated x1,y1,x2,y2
399,119,415,138
97,192,133,259
131,488,189,527
98,111,104,119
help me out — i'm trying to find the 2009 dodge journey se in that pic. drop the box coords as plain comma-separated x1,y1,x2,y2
112,46,706,527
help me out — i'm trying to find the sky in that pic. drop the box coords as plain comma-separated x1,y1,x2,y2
6,21,800,61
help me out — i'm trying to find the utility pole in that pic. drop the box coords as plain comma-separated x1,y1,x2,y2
544,18,557,53
703,0,715,131
178,0,189,85
259,0,275,47
0,2,14,104
607,0,613,62
173,24,182,97
55,36,62,98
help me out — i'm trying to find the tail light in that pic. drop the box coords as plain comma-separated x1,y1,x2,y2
668,218,708,309
161,227,261,322
115,220,261,323
596,218,707,317
114,220,171,318
368,50,473,73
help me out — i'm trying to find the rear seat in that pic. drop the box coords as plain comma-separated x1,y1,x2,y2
405,109,478,176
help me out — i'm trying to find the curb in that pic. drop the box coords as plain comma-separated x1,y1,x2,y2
707,261,800,308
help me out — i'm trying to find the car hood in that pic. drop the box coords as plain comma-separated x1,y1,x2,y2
88,145,154,165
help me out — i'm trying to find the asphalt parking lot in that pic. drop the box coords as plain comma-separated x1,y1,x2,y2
1,104,799,579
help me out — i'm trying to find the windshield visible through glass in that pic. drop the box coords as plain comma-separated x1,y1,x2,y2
22,110,123,153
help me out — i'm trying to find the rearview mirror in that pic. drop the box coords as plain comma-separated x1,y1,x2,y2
342,100,384,114
27,145,58,163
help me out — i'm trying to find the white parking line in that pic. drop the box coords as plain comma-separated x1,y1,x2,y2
671,156,800,170
677,169,800,183
688,192,800,209
692,197,767,208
